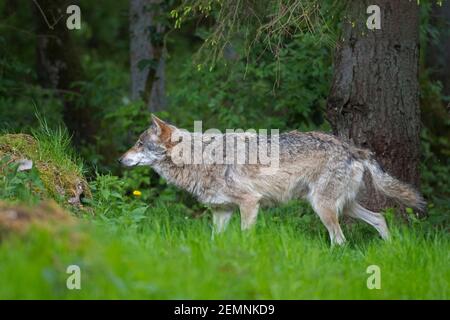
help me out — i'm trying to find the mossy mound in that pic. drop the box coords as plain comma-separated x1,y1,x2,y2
0,133,91,203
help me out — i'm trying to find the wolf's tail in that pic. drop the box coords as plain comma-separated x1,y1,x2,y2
362,159,426,212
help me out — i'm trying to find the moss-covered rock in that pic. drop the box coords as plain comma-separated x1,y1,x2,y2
0,133,91,203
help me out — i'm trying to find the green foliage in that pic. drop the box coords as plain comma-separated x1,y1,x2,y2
70,58,134,171
87,169,200,228
170,0,341,67
420,129,450,227
32,116,84,176
86,174,147,229
76,0,129,59
0,157,46,204
167,33,332,131
0,36,64,132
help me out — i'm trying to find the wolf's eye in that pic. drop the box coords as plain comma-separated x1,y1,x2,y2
137,141,143,147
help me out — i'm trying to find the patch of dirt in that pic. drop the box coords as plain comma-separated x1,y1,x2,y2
0,200,76,238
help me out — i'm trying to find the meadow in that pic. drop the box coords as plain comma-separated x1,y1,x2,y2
0,200,448,299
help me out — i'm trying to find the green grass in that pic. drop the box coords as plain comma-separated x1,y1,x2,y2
0,201,448,299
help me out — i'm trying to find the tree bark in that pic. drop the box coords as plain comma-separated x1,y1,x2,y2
130,0,166,112
326,0,421,213
34,0,96,146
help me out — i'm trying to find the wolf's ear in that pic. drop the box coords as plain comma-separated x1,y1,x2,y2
151,114,166,132
151,114,174,143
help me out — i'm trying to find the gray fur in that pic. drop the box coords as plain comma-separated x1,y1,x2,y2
119,116,425,245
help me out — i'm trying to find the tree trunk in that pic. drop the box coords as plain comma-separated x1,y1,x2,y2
326,0,421,213
34,0,96,146
130,0,166,112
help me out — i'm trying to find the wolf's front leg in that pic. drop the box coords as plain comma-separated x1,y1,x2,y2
239,200,260,230
212,210,233,236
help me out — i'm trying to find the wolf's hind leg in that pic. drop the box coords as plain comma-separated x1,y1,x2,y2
212,209,233,235
239,200,260,230
310,198,346,246
345,202,390,240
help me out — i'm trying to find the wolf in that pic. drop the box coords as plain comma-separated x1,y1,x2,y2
119,115,425,245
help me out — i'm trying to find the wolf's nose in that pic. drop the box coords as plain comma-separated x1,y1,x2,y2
117,157,123,164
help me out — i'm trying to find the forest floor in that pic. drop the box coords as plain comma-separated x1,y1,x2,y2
0,130,448,299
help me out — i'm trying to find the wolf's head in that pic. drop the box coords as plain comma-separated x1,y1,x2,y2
119,115,177,167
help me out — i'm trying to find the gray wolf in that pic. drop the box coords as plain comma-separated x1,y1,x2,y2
119,115,425,245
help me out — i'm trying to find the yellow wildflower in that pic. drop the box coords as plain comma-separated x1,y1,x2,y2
133,190,142,197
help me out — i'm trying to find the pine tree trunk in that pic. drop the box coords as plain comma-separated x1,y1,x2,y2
130,0,166,112
326,0,422,213
34,0,96,146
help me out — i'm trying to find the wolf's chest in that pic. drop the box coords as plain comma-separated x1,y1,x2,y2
196,189,233,205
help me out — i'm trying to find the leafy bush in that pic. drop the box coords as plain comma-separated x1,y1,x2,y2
420,128,450,227
166,33,332,132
